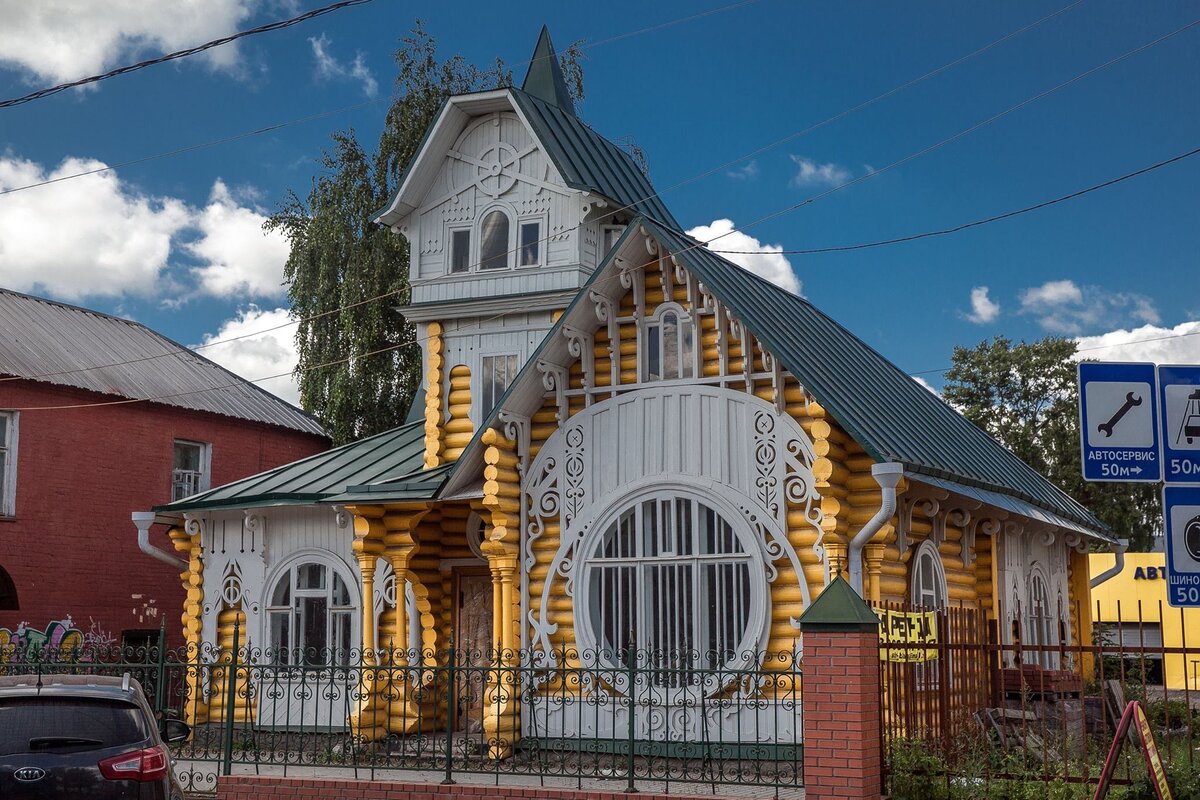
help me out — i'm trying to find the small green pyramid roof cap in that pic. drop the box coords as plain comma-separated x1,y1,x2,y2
798,576,881,632
521,26,575,116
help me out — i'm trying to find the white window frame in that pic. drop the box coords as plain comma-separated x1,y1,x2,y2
264,554,359,667
0,411,17,517
601,224,627,257
574,488,768,696
910,540,947,610
448,226,472,274
641,302,696,383
1025,565,1058,669
517,219,543,268
476,205,515,272
479,352,520,420
171,439,211,502
910,539,947,690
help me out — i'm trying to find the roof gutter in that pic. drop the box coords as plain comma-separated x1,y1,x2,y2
849,463,905,596
1090,538,1130,589
131,511,187,570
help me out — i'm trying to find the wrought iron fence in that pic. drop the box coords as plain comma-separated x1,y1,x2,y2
876,600,1200,797
0,625,802,797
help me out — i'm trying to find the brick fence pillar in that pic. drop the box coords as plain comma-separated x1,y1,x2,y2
799,575,883,800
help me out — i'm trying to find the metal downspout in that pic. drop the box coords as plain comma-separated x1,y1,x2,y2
132,511,188,569
1089,538,1129,589
848,462,904,596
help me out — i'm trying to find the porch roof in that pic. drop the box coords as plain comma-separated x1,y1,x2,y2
153,421,429,514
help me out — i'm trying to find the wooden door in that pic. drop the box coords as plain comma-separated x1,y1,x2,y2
454,570,493,732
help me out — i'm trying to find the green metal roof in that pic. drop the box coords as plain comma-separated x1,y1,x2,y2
798,576,880,631
154,421,430,513
510,88,677,227
325,463,455,505
522,26,575,116
638,218,1108,535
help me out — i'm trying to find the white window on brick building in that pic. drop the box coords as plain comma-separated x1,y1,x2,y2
172,440,211,502
0,411,16,517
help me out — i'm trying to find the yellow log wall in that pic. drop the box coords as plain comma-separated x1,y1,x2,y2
424,323,445,468
442,364,474,462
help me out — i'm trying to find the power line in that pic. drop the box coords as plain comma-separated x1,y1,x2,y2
0,0,762,197
711,145,1200,257
0,0,375,110
7,4,1177,399
0,0,1075,385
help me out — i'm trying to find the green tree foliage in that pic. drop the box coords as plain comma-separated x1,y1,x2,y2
943,336,1160,551
267,22,582,444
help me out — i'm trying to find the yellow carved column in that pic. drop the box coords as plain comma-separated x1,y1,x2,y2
477,427,522,759
348,506,388,740
865,543,886,604
381,505,431,734
169,524,209,724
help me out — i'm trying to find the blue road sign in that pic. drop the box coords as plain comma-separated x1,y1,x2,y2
1159,364,1200,484
1078,362,1162,482
1164,485,1200,607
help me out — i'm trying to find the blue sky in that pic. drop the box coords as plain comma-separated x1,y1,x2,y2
0,0,1197,404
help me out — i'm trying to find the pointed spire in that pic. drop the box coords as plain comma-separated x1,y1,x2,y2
521,25,575,116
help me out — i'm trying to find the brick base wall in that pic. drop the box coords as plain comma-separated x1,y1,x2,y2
217,776,730,800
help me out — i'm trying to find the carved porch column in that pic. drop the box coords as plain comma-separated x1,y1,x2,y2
347,505,388,740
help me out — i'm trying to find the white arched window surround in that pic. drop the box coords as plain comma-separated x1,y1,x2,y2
910,540,947,610
573,483,771,695
641,302,695,382
463,203,544,273
1024,563,1058,669
262,551,360,666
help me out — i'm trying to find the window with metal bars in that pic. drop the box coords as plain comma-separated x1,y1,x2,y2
583,495,756,687
0,412,14,517
171,440,209,502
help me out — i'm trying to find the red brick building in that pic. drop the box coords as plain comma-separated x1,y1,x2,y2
0,288,328,653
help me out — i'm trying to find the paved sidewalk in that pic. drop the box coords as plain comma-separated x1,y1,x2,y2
175,760,804,799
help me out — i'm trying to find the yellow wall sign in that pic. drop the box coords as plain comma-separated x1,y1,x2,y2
878,609,938,662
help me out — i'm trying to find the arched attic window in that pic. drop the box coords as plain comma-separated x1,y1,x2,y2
1025,567,1057,669
643,305,694,382
0,566,17,610
910,540,947,610
479,210,510,270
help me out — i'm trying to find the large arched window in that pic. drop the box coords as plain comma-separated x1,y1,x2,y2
267,560,355,666
479,210,510,270
643,306,694,382
580,493,763,685
1025,568,1056,669
910,540,947,610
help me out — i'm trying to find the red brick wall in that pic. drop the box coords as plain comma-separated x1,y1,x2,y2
801,628,882,800
0,378,328,649
217,776,725,800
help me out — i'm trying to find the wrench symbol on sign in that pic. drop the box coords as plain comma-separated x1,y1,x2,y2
1098,391,1142,437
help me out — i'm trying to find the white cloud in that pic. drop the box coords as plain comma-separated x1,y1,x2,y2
685,219,801,294
0,1,254,85
1074,321,1200,365
187,180,290,298
195,305,301,405
965,286,1001,324
789,155,851,188
727,160,759,180
0,155,190,300
1019,279,1160,335
912,376,941,396
308,33,377,97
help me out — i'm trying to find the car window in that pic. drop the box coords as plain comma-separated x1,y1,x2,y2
0,698,148,755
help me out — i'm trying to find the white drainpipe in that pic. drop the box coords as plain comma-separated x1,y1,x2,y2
1089,538,1129,589
848,462,905,596
132,511,188,569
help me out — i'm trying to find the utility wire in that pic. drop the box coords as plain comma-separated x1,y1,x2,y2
0,0,761,197
4,10,1191,399
711,145,1200,256
0,0,375,110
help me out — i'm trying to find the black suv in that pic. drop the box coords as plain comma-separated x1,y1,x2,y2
0,673,190,799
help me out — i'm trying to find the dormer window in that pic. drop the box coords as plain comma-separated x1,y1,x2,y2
480,210,509,270
644,306,694,382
